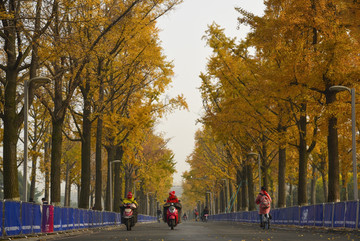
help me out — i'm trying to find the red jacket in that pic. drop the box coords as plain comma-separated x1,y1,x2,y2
255,190,272,214
167,195,179,203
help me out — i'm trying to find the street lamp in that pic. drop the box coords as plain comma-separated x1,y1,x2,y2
248,152,261,191
24,77,51,202
329,85,358,200
109,159,121,211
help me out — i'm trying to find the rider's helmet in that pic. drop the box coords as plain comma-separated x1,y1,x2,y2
127,192,133,199
169,191,175,196
261,186,267,191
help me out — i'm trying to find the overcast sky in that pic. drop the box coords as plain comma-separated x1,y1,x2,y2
156,0,265,185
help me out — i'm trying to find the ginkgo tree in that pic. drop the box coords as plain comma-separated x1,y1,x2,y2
0,0,186,207
37,0,183,206
183,0,360,211
0,0,53,200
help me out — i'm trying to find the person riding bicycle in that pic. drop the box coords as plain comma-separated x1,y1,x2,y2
201,206,209,221
120,192,138,223
255,186,272,227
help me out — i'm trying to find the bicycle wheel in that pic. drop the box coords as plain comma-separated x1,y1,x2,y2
264,218,269,229
265,214,270,229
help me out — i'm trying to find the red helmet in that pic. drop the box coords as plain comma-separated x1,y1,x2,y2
169,191,175,196
127,192,133,199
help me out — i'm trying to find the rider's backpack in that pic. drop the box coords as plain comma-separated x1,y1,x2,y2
260,193,270,208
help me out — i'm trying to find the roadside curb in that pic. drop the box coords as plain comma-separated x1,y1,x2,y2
212,220,360,234
1,221,157,241
0,225,122,241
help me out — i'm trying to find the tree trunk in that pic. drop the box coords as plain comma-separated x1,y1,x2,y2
215,192,219,214
289,182,293,206
94,69,104,210
51,117,64,205
278,120,287,208
125,171,132,195
326,91,340,202
44,140,51,202
94,117,103,210
341,178,348,201
3,66,20,200
298,104,308,206
247,164,255,211
205,192,209,209
113,146,124,212
105,145,115,211
76,184,80,206
241,167,248,211
29,155,38,202
236,169,242,212
2,0,26,200
278,145,287,207
260,139,269,188
220,188,225,213
139,185,146,214
322,172,328,203
310,166,317,205
68,182,72,206
64,162,70,206
228,179,233,212
79,80,92,209
90,189,94,208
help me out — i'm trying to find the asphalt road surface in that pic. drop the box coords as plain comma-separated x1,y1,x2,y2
16,221,360,241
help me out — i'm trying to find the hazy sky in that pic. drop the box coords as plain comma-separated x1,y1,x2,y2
156,0,265,185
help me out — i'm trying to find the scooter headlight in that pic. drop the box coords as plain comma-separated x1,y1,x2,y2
169,206,176,213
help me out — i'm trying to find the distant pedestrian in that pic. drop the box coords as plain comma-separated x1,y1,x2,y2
42,197,48,205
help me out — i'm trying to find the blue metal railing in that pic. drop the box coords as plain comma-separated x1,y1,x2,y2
209,200,360,229
0,200,156,238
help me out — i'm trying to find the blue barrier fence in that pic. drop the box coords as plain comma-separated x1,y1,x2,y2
0,200,155,238
209,200,360,229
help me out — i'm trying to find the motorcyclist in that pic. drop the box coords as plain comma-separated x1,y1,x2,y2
120,192,138,223
255,186,272,227
163,191,182,222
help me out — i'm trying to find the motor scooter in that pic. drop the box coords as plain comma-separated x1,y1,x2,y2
122,202,137,231
165,202,179,230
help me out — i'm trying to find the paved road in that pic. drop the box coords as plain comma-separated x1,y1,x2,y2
16,221,360,241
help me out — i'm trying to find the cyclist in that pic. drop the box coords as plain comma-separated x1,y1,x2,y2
255,186,272,227
201,206,209,221
182,212,188,221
